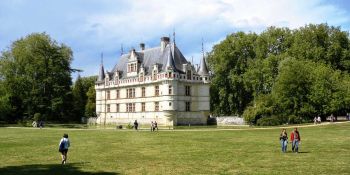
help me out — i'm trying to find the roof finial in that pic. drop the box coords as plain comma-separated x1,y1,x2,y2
202,38,204,54
121,44,123,56
101,52,103,65
173,28,175,44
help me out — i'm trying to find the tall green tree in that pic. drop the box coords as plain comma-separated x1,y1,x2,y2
85,85,96,117
72,74,86,120
0,32,76,122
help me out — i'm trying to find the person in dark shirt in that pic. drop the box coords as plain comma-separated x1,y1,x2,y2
134,120,138,131
279,129,288,153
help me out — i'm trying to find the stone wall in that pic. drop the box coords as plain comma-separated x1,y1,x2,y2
215,116,246,125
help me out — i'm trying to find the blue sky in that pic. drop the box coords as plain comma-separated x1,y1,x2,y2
1,0,350,80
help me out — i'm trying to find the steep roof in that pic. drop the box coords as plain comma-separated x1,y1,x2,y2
96,62,105,83
163,44,178,72
198,53,209,76
111,43,188,79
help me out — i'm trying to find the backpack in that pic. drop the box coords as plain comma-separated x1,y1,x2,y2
59,141,65,152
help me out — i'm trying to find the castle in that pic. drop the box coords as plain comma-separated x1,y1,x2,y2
95,36,211,126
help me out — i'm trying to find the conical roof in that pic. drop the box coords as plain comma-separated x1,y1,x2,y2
96,58,105,83
163,44,178,72
198,51,209,76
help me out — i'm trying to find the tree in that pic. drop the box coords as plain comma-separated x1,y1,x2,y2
72,74,86,120
0,32,76,122
85,86,96,117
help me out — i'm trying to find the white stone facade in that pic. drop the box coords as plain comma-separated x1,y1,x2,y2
95,37,211,126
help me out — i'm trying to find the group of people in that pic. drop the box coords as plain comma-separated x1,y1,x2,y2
279,128,301,153
133,120,158,131
313,116,321,124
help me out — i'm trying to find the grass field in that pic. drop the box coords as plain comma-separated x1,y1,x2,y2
0,122,349,175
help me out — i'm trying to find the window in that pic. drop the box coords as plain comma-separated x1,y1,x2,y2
187,70,191,80
131,64,134,72
133,88,135,98
142,103,145,112
107,104,110,112
107,91,110,99
129,103,133,112
169,73,172,78
132,103,135,112
129,88,132,98
106,78,109,86
169,85,172,95
140,73,144,82
142,87,145,97
186,102,190,111
116,104,119,112
126,89,129,98
117,90,120,99
128,64,130,72
205,77,208,80
126,103,129,112
169,102,172,106
155,86,159,96
185,86,190,96
153,70,157,80
115,76,119,85
155,102,159,111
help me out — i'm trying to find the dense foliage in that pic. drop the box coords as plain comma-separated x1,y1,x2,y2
0,33,77,122
207,23,350,125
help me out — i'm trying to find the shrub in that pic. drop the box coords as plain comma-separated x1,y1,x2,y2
256,116,281,126
126,122,134,129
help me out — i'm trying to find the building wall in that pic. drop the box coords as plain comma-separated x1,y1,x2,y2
96,72,210,126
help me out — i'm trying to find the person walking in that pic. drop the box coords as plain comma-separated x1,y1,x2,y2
314,117,317,125
59,134,70,164
154,121,158,131
317,116,321,124
290,128,301,153
39,121,43,129
151,121,154,131
279,129,288,153
134,120,138,131
331,114,334,124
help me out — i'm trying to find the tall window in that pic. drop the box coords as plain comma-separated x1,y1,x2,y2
187,70,191,80
186,102,190,111
129,103,133,112
107,91,110,99
142,103,145,112
126,89,129,98
133,88,135,98
155,86,159,96
106,78,109,86
131,64,134,72
129,88,132,98
132,103,135,112
155,102,159,111
116,90,120,99
115,76,118,85
142,87,145,97
169,85,172,95
107,104,110,112
116,104,119,112
185,86,190,96
153,70,157,80
140,73,144,82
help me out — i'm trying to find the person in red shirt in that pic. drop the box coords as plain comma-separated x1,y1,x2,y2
290,128,301,153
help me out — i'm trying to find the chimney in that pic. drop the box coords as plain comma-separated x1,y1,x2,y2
140,43,145,51
195,64,198,72
161,37,170,52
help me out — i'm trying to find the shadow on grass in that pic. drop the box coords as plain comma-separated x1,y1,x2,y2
0,163,119,175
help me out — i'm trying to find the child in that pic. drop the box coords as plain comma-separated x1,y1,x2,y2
59,134,70,164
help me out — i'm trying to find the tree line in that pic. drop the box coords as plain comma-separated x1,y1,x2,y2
0,32,96,123
207,23,350,125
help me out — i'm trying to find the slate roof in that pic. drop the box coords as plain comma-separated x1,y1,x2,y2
96,62,105,83
110,43,188,79
198,53,209,76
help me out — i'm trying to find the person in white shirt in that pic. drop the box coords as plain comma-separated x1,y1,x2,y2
59,134,70,164
317,116,321,124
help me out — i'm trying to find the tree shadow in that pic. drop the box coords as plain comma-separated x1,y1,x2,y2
0,162,119,175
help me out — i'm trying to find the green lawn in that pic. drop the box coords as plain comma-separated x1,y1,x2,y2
0,122,349,175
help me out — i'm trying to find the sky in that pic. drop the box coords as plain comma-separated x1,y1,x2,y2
1,0,350,80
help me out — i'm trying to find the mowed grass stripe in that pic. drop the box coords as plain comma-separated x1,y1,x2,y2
0,122,349,174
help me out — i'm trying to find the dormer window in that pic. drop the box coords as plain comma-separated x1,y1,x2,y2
106,77,109,86
115,76,118,85
153,70,157,80
187,70,191,80
140,72,144,82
